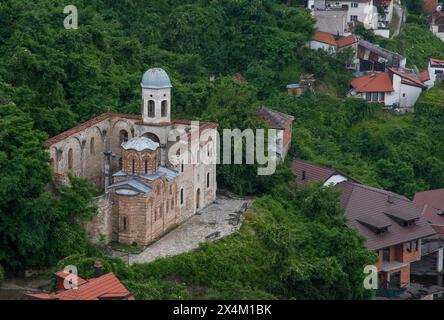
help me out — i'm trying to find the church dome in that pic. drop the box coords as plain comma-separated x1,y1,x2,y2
141,68,172,89
121,137,160,151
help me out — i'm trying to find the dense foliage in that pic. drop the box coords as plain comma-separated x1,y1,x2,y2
0,102,98,269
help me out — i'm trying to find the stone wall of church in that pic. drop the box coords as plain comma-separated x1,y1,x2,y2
46,114,140,191
82,193,113,244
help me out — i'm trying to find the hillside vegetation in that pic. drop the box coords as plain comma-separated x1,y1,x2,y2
1,0,444,300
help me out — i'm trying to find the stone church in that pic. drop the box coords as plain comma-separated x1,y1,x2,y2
45,68,218,246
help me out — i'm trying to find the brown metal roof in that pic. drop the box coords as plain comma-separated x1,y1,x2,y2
292,159,337,185
257,107,294,130
335,181,436,250
414,188,444,226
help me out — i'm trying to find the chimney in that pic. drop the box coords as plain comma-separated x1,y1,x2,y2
94,260,103,278
387,195,394,204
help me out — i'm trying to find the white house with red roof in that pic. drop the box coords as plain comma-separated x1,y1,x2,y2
310,31,358,52
426,58,444,88
310,31,359,69
348,68,428,111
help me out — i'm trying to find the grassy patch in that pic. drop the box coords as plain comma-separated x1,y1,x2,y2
109,242,144,254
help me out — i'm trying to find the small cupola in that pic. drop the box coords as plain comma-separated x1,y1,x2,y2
140,68,172,124
121,137,160,175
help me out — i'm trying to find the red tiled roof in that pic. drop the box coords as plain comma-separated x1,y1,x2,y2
292,159,337,185
414,189,444,226
419,70,430,82
313,31,338,46
233,73,247,84
28,272,134,300
336,34,357,48
54,271,88,286
430,58,444,68
45,113,141,146
389,68,428,89
351,72,394,93
336,181,436,250
45,112,218,146
423,0,438,14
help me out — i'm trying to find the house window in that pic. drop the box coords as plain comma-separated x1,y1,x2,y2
379,92,385,101
351,2,358,8
382,248,390,261
148,100,155,118
372,92,379,101
90,137,95,155
413,240,418,252
350,15,358,22
180,188,184,205
161,101,167,117
365,92,372,101
68,148,73,170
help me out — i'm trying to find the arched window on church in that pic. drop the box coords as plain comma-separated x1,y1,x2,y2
207,172,210,188
90,137,95,155
161,100,167,117
118,158,122,171
122,216,128,232
180,188,184,205
120,130,128,144
148,100,155,118
132,159,135,175
144,160,148,174
68,148,73,171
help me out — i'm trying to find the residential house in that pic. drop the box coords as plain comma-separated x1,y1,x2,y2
28,261,135,300
349,68,427,111
310,31,359,69
358,39,406,71
293,159,437,298
311,4,351,36
336,181,435,292
257,107,294,161
308,0,379,30
374,0,394,38
310,31,358,52
426,58,444,87
413,189,444,272
428,10,444,42
292,159,350,186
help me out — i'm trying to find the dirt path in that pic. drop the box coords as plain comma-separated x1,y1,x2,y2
129,196,251,265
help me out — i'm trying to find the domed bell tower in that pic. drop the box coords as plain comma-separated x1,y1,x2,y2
141,68,172,124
